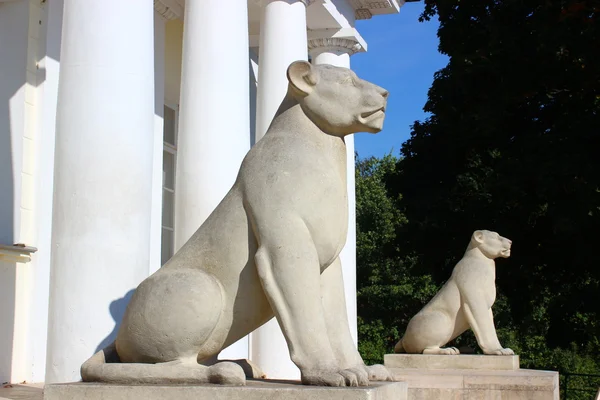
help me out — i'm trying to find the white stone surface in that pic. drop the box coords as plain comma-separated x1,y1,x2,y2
0,0,35,385
174,0,251,251
26,0,64,383
384,354,520,370
80,62,390,387
251,0,310,380
45,0,156,383
43,381,407,400
395,230,514,356
388,367,559,400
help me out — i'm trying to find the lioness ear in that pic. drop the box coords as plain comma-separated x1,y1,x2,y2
473,230,485,244
287,60,318,95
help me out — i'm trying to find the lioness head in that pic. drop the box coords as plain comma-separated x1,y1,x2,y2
286,60,389,136
471,230,512,259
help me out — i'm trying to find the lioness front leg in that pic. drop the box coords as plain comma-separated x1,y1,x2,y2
321,257,393,384
463,301,513,355
253,225,358,386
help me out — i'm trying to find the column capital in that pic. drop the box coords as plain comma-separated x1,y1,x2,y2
308,37,363,56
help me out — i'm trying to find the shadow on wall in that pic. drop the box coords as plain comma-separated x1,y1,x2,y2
0,1,30,384
95,289,135,353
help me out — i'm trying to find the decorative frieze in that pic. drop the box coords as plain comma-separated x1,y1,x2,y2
308,37,363,55
350,0,397,19
355,8,373,19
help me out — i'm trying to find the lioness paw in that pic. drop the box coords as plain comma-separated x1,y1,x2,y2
423,346,460,355
339,367,370,387
484,348,514,356
301,370,346,387
364,364,394,382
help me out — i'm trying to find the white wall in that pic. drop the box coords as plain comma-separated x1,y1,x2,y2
0,0,34,384
0,0,61,383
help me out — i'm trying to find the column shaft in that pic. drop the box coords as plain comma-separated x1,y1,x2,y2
174,0,251,361
250,0,309,380
46,0,155,383
254,0,308,141
175,0,251,250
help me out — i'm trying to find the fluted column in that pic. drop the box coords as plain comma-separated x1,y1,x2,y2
46,0,155,383
250,0,309,380
308,37,363,345
175,0,251,249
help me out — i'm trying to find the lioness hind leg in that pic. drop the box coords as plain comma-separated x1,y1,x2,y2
423,346,460,355
82,353,245,385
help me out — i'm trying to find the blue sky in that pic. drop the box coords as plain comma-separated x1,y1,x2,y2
351,2,448,159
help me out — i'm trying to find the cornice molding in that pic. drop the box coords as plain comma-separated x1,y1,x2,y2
350,0,400,19
308,37,363,55
256,0,316,5
355,8,373,20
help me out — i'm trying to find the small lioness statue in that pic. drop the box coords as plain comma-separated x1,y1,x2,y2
80,61,392,387
394,230,514,356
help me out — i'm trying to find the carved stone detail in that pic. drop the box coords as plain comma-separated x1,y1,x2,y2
355,8,373,19
308,38,363,55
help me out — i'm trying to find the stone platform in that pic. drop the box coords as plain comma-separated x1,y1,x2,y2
385,354,520,370
44,380,407,400
0,383,43,400
384,354,559,399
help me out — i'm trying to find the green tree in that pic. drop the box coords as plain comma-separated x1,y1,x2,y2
387,0,599,376
355,154,438,364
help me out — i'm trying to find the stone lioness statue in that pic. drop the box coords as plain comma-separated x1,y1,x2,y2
394,230,514,356
81,61,392,387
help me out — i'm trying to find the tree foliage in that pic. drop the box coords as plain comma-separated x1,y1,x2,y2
356,154,439,364
356,0,600,380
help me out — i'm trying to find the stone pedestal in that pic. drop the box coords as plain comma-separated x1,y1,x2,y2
384,354,559,400
43,380,407,400
385,354,520,370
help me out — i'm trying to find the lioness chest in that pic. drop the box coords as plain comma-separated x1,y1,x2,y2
241,134,348,268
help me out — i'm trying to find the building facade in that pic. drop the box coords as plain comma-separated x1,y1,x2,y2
0,0,406,385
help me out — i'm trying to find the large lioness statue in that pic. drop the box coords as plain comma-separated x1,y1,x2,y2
394,230,514,356
81,61,392,387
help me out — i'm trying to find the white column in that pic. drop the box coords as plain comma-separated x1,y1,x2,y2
309,38,363,345
29,0,64,382
250,0,308,380
45,0,155,384
254,0,309,141
174,0,251,360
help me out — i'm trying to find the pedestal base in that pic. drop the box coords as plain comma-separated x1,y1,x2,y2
385,354,520,370
43,380,407,400
384,355,559,400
